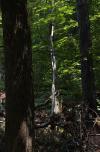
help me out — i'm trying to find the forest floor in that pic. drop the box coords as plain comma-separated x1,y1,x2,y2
0,103,100,152
34,104,100,152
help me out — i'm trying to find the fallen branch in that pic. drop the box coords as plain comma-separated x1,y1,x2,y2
35,119,50,129
88,134,100,136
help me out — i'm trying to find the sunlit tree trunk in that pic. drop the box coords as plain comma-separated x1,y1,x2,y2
1,0,34,152
50,22,57,114
49,0,61,115
77,0,96,112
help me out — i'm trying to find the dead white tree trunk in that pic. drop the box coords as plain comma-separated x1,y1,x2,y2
49,0,61,114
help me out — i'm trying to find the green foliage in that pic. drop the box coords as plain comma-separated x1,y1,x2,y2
29,0,81,103
0,0,100,103
90,1,100,90
26,0,100,104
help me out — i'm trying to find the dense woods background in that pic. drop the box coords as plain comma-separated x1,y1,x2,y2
0,0,100,152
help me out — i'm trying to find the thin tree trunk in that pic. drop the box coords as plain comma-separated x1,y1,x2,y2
50,22,57,114
49,0,61,115
77,0,96,112
1,0,34,152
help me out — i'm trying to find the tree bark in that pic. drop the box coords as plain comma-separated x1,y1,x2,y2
1,0,34,152
77,0,96,111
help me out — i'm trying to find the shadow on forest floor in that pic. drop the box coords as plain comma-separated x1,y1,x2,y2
0,104,100,152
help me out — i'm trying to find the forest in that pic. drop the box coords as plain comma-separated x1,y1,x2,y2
0,0,100,152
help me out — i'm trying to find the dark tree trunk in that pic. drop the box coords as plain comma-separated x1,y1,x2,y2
1,0,34,152
77,0,96,111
